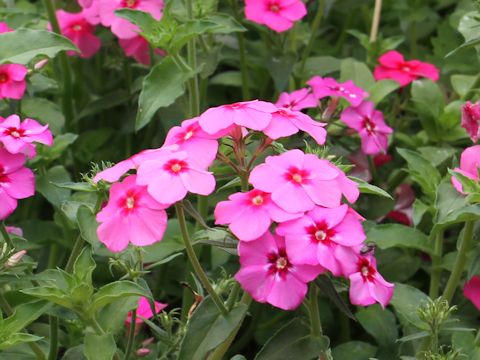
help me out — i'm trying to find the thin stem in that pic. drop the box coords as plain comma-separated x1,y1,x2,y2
429,230,444,299
367,156,378,184
65,236,84,273
186,0,200,116
369,0,383,43
443,221,475,303
48,316,59,360
123,310,136,360
226,283,241,311
0,222,14,248
174,203,228,315
230,0,250,100
309,285,322,337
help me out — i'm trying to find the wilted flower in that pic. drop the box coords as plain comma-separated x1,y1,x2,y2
461,101,480,143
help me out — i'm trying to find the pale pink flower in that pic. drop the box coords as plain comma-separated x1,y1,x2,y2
452,145,480,194
373,50,439,87
0,115,53,158
96,175,168,252
0,22,12,34
136,150,216,205
136,348,151,357
244,0,307,33
262,108,327,145
464,276,480,310
0,148,35,220
276,88,318,111
0,64,27,100
5,250,27,267
126,296,167,324
235,231,324,310
249,150,358,213
340,101,393,155
198,100,277,135
214,189,302,242
5,226,23,237
78,0,101,25
307,77,368,107
461,101,480,143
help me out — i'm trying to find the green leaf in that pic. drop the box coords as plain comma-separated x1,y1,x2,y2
390,283,429,330
91,281,148,312
450,74,477,97
0,333,43,350
410,80,444,140
368,79,400,104
356,305,398,346
366,224,432,253
83,333,116,360
332,341,377,360
295,56,340,78
315,277,355,321
21,98,65,135
3,300,51,334
77,206,100,247
350,177,393,199
36,165,72,207
37,133,78,163
340,58,375,91
0,29,78,64
267,53,296,92
21,287,72,309
73,247,96,285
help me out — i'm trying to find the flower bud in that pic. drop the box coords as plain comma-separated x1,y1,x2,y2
6,250,26,268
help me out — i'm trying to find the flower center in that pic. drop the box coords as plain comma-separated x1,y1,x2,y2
269,4,280,12
402,66,411,72
125,196,135,209
0,166,8,185
251,195,264,206
267,248,291,277
286,167,309,185
363,118,376,133
315,230,327,241
123,0,138,8
361,266,369,277
276,257,288,269
0,73,8,83
184,130,194,140
164,159,188,174
358,258,376,281
6,127,24,138
308,221,335,244
72,24,83,32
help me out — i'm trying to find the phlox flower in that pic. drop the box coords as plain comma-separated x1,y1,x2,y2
214,189,302,242
0,64,28,100
0,115,53,158
262,108,327,145
198,100,277,135
0,148,35,220
461,101,480,143
0,22,12,34
373,50,439,87
53,10,101,58
307,77,368,107
78,0,101,25
249,149,359,213
385,184,414,226
464,276,480,310
452,145,480,194
276,88,318,111
235,231,324,310
136,150,216,205
119,36,152,65
126,296,167,324
340,101,393,155
276,205,366,275
96,175,168,252
6,226,23,236
244,0,307,33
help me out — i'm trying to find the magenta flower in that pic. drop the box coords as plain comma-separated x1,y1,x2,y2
262,108,327,145
0,22,12,34
214,189,302,242
276,88,318,111
119,36,153,65
235,231,324,310
244,0,307,33
6,226,23,237
96,175,168,252
78,0,101,25
136,150,216,205
307,77,368,107
198,100,277,135
385,184,414,226
249,150,359,213
461,101,480,142
0,115,53,158
53,10,101,58
464,276,480,310
452,145,480,194
340,101,393,155
126,296,167,324
0,64,27,100
276,205,366,275
0,148,35,220
373,50,439,87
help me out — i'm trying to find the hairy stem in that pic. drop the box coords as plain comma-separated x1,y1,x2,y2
309,285,323,337
48,316,59,360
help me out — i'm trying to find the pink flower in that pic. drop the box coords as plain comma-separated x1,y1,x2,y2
276,205,365,275
340,101,393,155
164,118,219,168
78,0,101,25
214,189,302,241
0,22,12,34
452,145,480,193
0,115,53,158
53,10,101,58
262,108,327,145
244,0,307,33
119,36,151,65
0,64,28,100
126,296,167,324
5,226,23,237
235,231,324,310
198,100,277,135
373,50,439,87
307,77,368,107
0,148,35,220
464,276,480,310
96,175,168,252
249,149,359,213
136,150,216,205
276,88,318,111
461,101,480,143
385,184,414,226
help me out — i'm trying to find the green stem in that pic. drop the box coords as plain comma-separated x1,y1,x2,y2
48,316,59,360
429,230,444,299
0,222,14,248
309,285,322,337
230,0,250,100
123,310,136,360
225,283,241,311
367,156,378,184
369,0,383,42
443,221,475,303
186,0,200,116
174,203,228,315
64,236,84,273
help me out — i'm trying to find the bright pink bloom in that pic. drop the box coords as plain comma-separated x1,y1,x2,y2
6,226,23,236
198,100,277,135
276,88,318,111
461,101,480,143
276,205,365,275
263,108,327,145
244,0,307,33
385,184,414,226
126,296,167,324
52,10,101,58
235,231,324,310
307,77,368,107
464,276,480,310
96,175,168,252
0,148,35,220
0,64,27,100
215,189,301,241
249,150,359,213
119,36,151,65
136,150,216,205
0,115,53,158
373,50,439,87
0,22,12,34
452,145,480,193
78,0,101,25
340,101,393,155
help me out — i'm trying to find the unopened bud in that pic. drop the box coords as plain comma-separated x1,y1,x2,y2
136,348,151,357
6,250,26,267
